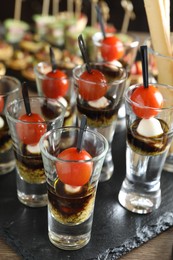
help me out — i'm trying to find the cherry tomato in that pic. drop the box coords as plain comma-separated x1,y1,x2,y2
78,69,107,101
130,85,163,118
16,113,47,145
42,70,69,98
100,36,124,62
56,147,93,186
0,95,4,113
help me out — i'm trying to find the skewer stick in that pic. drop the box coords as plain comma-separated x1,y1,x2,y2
14,0,22,20
67,0,74,13
53,0,60,16
163,0,170,44
144,0,171,57
42,0,50,15
91,0,98,27
121,0,135,34
75,0,81,19
144,0,173,85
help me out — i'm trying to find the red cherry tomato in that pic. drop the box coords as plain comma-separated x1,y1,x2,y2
100,36,124,62
16,113,47,145
56,147,93,186
130,85,163,118
0,95,4,113
78,69,107,101
42,70,69,98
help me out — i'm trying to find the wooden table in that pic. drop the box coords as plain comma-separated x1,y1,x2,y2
0,226,173,260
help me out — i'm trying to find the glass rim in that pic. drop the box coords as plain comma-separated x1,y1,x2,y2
0,75,21,95
39,126,109,163
144,36,173,60
72,62,127,85
92,31,140,48
125,83,173,111
6,95,66,124
34,61,72,80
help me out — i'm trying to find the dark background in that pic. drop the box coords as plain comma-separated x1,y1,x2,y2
0,0,172,32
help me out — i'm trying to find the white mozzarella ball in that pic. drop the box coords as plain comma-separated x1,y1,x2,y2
57,96,68,108
137,118,163,137
26,140,48,154
26,143,41,154
64,184,82,194
88,96,109,108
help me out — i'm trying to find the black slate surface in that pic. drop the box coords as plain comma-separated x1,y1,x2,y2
1,129,173,260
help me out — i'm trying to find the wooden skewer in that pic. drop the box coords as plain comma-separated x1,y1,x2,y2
163,0,170,44
91,0,98,27
121,0,135,34
75,0,81,19
144,0,173,86
53,0,60,15
67,0,74,13
144,0,171,57
14,0,22,20
42,0,50,15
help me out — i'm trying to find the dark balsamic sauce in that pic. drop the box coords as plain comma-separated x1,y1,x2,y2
47,180,94,217
127,119,170,155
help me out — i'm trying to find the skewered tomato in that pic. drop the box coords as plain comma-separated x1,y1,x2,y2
100,35,124,62
16,113,47,145
130,85,163,118
78,69,107,101
56,147,93,186
42,70,69,98
0,95,4,113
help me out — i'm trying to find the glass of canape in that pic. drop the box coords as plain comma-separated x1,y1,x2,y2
0,75,21,175
73,61,127,182
92,32,139,76
39,125,108,250
6,96,65,207
92,32,139,127
145,36,173,172
118,83,173,214
34,61,77,127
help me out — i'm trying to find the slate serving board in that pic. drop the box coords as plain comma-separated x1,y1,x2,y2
1,129,173,260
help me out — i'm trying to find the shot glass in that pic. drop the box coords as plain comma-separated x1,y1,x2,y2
34,61,77,127
92,32,139,76
0,75,21,175
118,83,173,214
73,62,127,182
145,36,173,172
39,126,108,250
92,32,139,124
6,96,65,207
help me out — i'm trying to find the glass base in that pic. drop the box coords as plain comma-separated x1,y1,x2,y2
118,178,161,214
49,231,90,250
163,154,173,172
17,190,47,207
99,148,114,182
16,172,47,207
48,210,92,250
